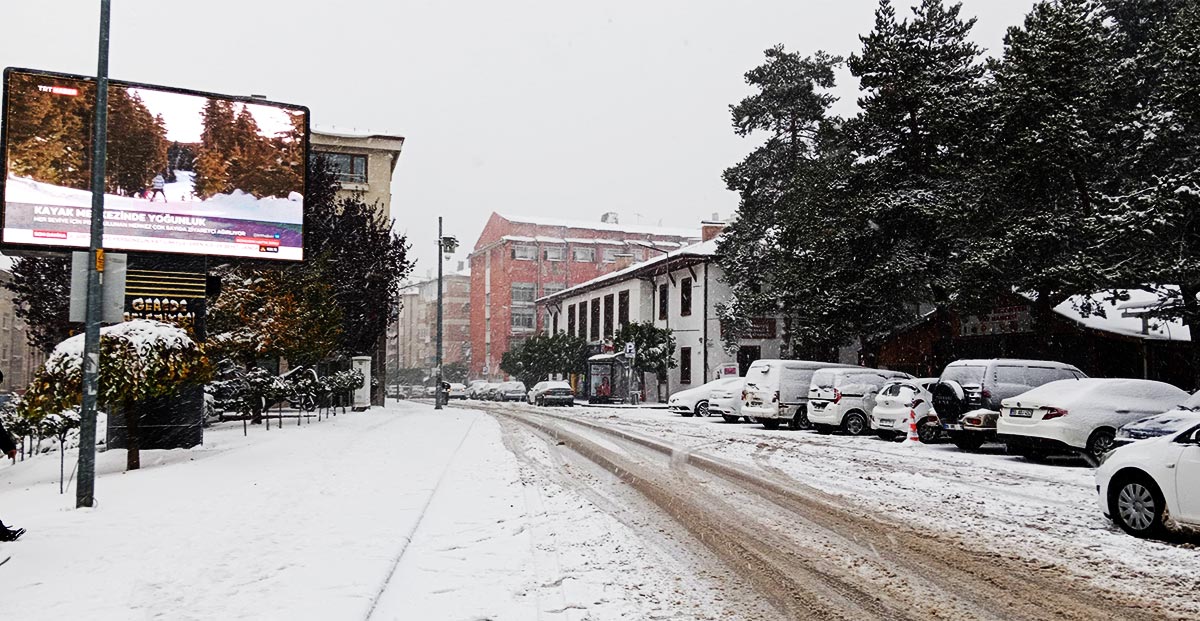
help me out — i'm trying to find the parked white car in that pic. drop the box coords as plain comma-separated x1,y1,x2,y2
496,381,527,402
466,380,489,399
997,378,1188,461
668,377,742,418
528,381,575,406
808,368,913,436
1113,405,1200,449
869,377,940,442
742,359,860,430
448,383,467,400
1096,421,1200,537
708,378,747,423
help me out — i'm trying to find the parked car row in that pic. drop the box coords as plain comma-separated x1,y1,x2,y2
461,379,578,406
666,357,1200,540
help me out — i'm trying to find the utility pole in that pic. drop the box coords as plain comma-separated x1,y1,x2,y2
77,0,111,509
435,216,444,410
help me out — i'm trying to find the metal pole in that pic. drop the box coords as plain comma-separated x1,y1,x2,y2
435,217,444,410
77,0,111,509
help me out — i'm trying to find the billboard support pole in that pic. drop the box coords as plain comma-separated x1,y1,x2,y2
77,0,111,509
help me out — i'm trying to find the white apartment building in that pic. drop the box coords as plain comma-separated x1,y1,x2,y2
538,223,784,401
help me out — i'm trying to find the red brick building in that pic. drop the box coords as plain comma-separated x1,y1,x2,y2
469,213,698,379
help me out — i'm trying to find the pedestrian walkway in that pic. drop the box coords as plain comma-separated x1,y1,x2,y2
0,401,496,619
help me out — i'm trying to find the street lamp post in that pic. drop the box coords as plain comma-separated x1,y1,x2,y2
434,217,458,409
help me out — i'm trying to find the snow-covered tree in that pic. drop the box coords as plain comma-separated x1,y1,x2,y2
3,255,71,353
20,320,211,471
953,0,1125,326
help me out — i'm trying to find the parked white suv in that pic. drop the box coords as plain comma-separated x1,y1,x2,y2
1096,421,1200,538
742,359,860,430
807,368,913,436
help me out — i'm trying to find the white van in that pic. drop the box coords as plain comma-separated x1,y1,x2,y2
741,359,859,430
807,368,914,436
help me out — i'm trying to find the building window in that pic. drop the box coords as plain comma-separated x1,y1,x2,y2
512,245,537,261
590,299,601,341
544,246,566,262
512,308,535,331
552,312,559,334
512,283,537,304
680,347,692,384
631,248,645,261
602,248,620,263
680,277,693,317
572,247,595,262
543,283,566,297
658,283,669,320
567,304,577,336
618,290,630,329
578,302,587,339
313,151,367,184
604,294,615,339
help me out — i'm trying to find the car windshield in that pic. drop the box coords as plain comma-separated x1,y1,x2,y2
1178,391,1200,411
941,365,985,387
880,382,916,398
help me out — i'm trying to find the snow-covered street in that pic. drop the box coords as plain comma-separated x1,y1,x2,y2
0,402,760,620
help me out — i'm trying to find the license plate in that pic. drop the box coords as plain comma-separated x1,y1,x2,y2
1010,408,1033,418
878,419,894,428
943,423,962,431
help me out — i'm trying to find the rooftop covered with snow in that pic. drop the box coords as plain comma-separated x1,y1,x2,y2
537,237,720,305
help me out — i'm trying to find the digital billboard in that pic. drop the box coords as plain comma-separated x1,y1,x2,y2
1,68,308,261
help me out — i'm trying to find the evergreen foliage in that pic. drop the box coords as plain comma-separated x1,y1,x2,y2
499,332,590,387
613,322,677,377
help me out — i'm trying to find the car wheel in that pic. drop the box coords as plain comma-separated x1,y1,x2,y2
695,401,710,417
788,408,810,430
760,419,782,430
1086,428,1117,460
721,414,739,424
951,432,985,451
537,396,545,406
917,420,940,444
1110,473,1166,538
842,412,868,437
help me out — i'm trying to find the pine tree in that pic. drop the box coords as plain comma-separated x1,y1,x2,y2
3,256,72,353
954,0,1123,330
193,99,235,198
1101,0,1200,383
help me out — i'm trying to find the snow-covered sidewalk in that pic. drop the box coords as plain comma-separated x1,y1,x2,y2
0,402,492,619
1,401,740,620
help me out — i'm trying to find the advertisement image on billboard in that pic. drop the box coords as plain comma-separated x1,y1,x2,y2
1,68,308,261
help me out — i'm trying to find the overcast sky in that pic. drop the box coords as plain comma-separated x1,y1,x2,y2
0,0,1037,276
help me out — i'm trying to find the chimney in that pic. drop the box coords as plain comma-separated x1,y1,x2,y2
701,219,727,242
601,211,620,224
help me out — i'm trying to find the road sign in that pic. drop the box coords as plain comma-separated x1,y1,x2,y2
624,342,635,358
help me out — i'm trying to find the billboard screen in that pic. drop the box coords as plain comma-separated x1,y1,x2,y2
1,68,308,261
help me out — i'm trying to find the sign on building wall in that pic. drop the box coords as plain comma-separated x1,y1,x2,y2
959,305,1033,337
123,269,207,337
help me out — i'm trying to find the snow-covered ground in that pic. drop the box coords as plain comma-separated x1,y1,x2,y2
0,401,743,620
497,401,1200,619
